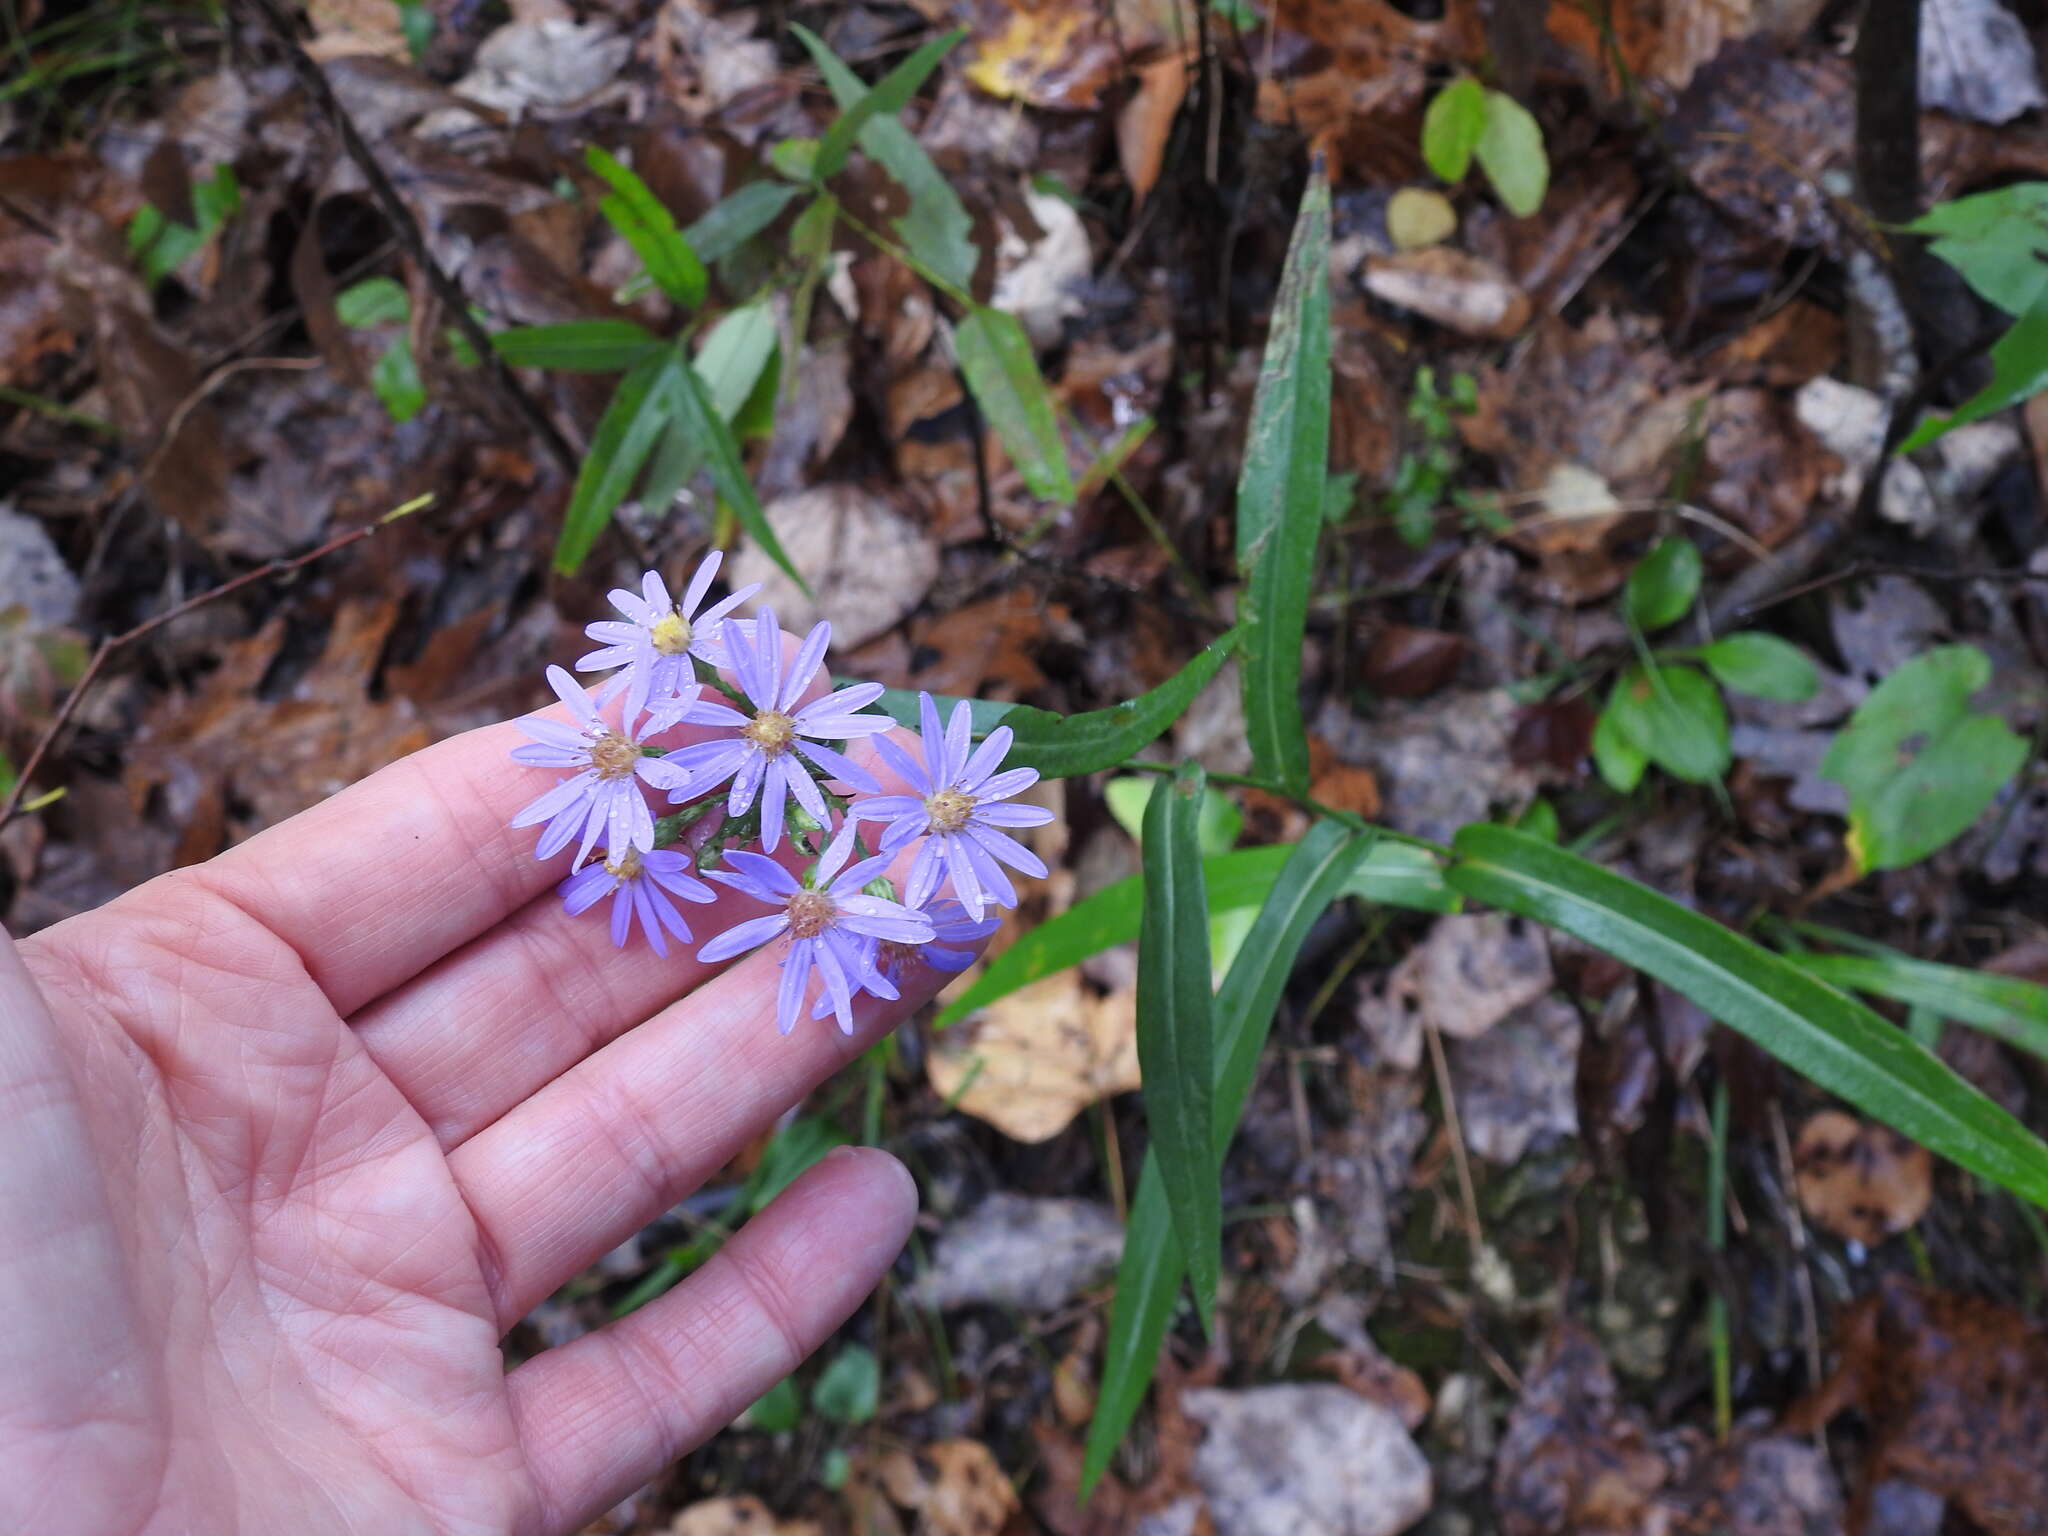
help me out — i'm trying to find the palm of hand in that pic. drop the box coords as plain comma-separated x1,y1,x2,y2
2,700,938,1536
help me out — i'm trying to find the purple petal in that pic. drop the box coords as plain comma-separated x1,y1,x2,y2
794,740,879,793
775,939,813,1034
944,700,974,786
516,717,587,751
726,748,768,817
968,819,1047,877
511,773,594,829
757,753,789,854
646,860,716,903
849,794,921,823
698,911,790,964
558,863,614,915
609,884,635,949
780,621,833,712
546,663,600,728
682,550,720,615
814,929,856,1033
694,584,757,632
960,832,1019,909
944,834,985,917
871,734,932,796
957,729,1017,792
917,693,947,777
828,850,898,895
784,757,830,824
925,944,979,973
905,836,946,909
721,850,803,896
814,824,861,887
510,742,589,769
836,897,938,944
732,608,780,706
649,885,695,942
971,800,1054,828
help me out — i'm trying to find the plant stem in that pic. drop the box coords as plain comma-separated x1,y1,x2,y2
1707,1075,1732,1442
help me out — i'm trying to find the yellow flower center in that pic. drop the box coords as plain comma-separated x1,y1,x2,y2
588,730,641,779
744,709,798,756
604,848,645,882
649,610,692,656
786,889,837,939
926,788,976,833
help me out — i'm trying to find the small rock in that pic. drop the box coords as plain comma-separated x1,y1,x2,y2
0,506,79,627
1363,248,1531,340
1181,1383,1433,1536
1451,995,1582,1165
907,1193,1124,1312
1919,0,2046,123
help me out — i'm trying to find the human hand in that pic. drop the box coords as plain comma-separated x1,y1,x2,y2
0,638,962,1535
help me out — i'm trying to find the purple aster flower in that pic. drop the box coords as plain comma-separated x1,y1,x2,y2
508,665,678,864
811,897,997,1020
558,846,716,957
647,607,891,854
576,553,761,724
698,827,936,1035
850,693,1054,918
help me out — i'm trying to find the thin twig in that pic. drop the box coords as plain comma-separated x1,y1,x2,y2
1768,1097,1827,1410
1424,1016,1485,1252
235,0,579,480
0,494,435,831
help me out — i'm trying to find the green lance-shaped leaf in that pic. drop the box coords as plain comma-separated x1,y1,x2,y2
810,28,966,181
684,180,805,265
1136,763,1220,1331
794,23,977,291
1447,825,2048,1209
866,687,1018,737
667,352,813,598
1001,626,1241,779
1789,947,2048,1063
492,319,661,371
1083,821,1370,1496
956,305,1075,503
1901,292,2048,452
554,349,679,575
1236,163,1331,797
585,145,707,309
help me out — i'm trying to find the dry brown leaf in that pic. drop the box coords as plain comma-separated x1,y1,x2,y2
729,485,938,650
927,972,1138,1144
304,0,409,61
907,590,1051,700
665,1496,823,1536
1117,53,1192,204
1496,1322,1667,1536
1785,1276,2048,1535
1792,1110,1932,1246
875,1440,1020,1536
1362,248,1532,340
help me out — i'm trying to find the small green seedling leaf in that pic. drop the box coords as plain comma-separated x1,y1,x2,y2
1607,662,1730,784
812,1344,879,1425
1237,164,1331,798
1625,536,1702,631
585,145,708,308
1591,702,1649,793
1697,632,1819,701
1907,182,2048,315
956,305,1074,503
743,1377,802,1432
1475,89,1548,217
1422,76,1486,184
1819,644,2028,872
1137,764,1220,1332
369,336,426,423
336,276,410,328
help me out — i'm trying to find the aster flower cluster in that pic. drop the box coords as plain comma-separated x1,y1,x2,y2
507,554,1050,1034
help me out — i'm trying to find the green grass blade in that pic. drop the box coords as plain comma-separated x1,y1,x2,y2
492,320,660,371
667,354,812,599
1083,820,1367,1495
554,349,678,575
1137,764,1219,1331
1791,951,2048,1063
1235,164,1330,796
934,846,1296,1027
808,28,964,180
956,305,1075,503
585,145,707,308
795,23,976,290
1001,626,1241,779
1447,825,2048,1208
